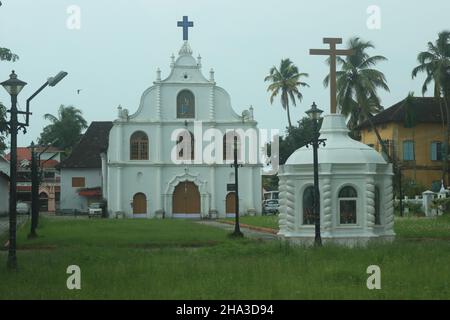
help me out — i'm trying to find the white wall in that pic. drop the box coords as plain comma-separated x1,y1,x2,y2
60,168,102,212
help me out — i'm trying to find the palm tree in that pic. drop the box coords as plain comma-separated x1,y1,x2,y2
265,59,309,131
324,37,390,161
412,30,450,184
39,105,88,154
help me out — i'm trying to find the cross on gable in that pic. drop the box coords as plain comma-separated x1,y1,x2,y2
177,16,194,41
310,38,353,114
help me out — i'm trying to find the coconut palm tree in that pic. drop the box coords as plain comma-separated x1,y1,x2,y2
265,59,309,131
39,105,88,154
323,37,390,160
412,30,450,184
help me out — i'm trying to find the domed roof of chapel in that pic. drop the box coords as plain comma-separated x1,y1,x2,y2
285,114,387,165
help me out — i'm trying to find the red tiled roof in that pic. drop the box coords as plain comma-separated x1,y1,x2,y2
5,148,60,169
40,160,59,169
5,147,31,162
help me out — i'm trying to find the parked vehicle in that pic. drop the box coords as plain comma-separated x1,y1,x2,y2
16,202,30,215
88,203,103,218
263,199,279,215
263,191,279,202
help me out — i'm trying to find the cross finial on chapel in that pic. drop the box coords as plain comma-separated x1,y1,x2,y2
177,16,194,41
310,38,353,114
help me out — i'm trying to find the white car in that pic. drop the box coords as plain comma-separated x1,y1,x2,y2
263,199,279,215
16,202,30,215
88,203,103,218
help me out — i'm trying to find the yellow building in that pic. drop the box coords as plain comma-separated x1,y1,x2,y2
359,97,447,191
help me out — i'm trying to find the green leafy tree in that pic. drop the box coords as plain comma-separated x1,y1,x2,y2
0,48,19,62
324,37,390,160
38,105,88,154
412,30,450,184
264,117,318,191
278,117,319,165
0,47,19,154
265,59,309,131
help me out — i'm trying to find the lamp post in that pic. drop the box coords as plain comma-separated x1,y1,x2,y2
28,142,55,239
29,141,38,239
1,71,27,270
1,70,67,269
305,102,326,246
24,72,67,239
231,134,243,238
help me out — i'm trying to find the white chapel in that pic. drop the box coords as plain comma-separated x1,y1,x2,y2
103,21,262,219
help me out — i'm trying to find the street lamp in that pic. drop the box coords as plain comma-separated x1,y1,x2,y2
305,102,326,246
1,70,67,269
1,71,27,270
231,134,243,238
28,141,58,239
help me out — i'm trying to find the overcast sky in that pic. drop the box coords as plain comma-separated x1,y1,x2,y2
1,0,449,149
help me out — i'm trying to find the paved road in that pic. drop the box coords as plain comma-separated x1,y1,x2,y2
197,220,279,241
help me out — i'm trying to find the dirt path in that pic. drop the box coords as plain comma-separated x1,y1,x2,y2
197,220,280,241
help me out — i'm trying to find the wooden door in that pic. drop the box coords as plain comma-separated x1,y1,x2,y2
133,193,147,214
173,181,200,214
226,192,236,214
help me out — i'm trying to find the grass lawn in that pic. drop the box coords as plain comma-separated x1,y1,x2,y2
224,214,450,239
0,216,449,300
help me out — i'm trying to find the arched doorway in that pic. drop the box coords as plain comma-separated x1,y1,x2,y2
39,192,48,212
133,193,147,214
173,181,200,214
226,192,236,214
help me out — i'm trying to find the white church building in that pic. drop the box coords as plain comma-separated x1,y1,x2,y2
61,20,263,218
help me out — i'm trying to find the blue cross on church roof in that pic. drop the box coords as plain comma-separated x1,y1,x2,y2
177,16,194,41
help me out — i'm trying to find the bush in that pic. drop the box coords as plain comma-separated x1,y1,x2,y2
431,198,450,214
394,201,424,217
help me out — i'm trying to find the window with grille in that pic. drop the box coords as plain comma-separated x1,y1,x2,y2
402,141,415,161
339,186,357,225
177,90,195,118
223,131,242,161
431,142,443,161
176,130,195,160
303,186,319,225
130,131,149,160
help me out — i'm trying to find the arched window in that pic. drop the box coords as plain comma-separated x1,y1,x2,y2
177,90,195,118
303,186,319,225
133,193,147,214
130,131,149,160
339,186,357,225
374,186,381,225
176,130,195,160
223,131,242,161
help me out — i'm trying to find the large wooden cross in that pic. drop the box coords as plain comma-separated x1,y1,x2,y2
310,38,353,114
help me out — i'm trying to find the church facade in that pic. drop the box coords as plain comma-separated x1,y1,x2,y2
104,41,262,219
